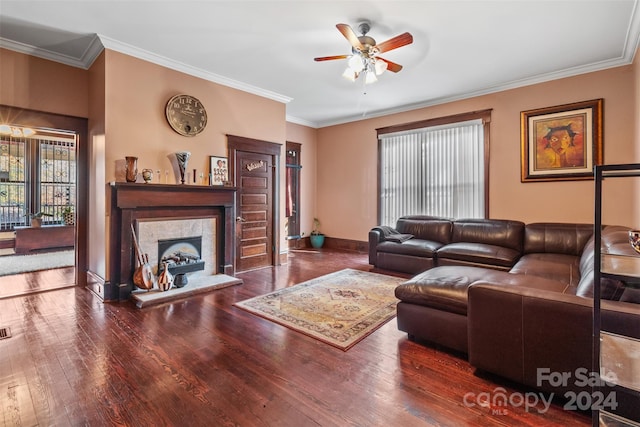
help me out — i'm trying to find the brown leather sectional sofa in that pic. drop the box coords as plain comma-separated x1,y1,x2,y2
369,216,640,394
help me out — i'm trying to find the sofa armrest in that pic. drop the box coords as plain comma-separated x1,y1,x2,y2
369,228,384,265
468,282,595,394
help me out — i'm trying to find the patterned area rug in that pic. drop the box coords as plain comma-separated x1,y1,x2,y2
234,268,404,351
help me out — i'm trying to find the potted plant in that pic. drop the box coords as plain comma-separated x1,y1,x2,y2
309,217,325,249
27,211,53,228
62,206,75,226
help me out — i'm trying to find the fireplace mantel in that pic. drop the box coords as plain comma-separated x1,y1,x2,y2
107,182,236,301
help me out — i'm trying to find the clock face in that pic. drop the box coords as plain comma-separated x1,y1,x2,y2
165,94,207,136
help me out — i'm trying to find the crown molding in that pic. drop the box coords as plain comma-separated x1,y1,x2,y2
0,34,103,69
98,35,292,105
314,54,635,128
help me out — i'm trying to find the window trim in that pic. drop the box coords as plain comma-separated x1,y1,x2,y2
376,109,492,222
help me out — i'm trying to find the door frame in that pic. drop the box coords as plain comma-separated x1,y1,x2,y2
227,134,281,268
0,104,88,286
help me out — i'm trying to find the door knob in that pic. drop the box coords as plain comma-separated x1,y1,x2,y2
236,216,246,222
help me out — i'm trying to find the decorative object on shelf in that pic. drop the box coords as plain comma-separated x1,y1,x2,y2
165,94,207,137
310,217,325,249
629,230,640,254
125,156,138,182
61,206,75,226
141,168,153,183
209,156,228,185
175,151,191,184
130,224,156,290
157,262,174,291
520,99,603,182
174,273,189,288
27,211,53,228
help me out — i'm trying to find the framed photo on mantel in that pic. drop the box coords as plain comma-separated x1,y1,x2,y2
520,98,603,182
210,156,228,185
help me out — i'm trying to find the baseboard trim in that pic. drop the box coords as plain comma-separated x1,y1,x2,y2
323,237,368,253
286,236,368,253
86,270,107,301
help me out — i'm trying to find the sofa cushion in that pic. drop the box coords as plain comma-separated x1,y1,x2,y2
396,216,452,244
377,239,444,258
576,225,632,299
436,242,521,269
524,223,593,256
395,266,569,315
451,218,525,252
510,253,581,286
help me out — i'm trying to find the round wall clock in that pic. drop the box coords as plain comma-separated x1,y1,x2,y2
165,94,207,137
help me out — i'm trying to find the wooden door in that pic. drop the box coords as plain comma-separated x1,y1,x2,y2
235,151,274,271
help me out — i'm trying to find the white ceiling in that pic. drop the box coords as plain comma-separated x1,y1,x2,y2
1,1,639,128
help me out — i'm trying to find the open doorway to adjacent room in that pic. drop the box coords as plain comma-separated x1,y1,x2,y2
0,106,87,297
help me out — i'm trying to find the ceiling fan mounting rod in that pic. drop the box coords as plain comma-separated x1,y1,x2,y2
358,21,371,36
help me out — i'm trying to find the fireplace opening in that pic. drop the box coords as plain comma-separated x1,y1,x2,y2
158,236,206,276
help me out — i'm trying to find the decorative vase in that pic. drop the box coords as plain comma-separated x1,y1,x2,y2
63,211,75,226
157,262,174,291
142,168,153,183
174,273,188,288
310,234,325,249
175,151,191,184
31,217,42,228
125,156,138,182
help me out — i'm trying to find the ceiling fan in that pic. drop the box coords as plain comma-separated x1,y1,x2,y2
314,22,413,83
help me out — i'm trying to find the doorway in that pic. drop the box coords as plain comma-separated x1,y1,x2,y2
227,134,281,272
285,141,301,247
0,105,88,288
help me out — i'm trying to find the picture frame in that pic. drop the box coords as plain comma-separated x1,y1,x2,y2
209,156,228,186
520,98,603,182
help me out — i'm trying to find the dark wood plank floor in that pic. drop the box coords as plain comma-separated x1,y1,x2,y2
0,249,590,426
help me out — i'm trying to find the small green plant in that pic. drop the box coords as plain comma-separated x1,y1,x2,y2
61,206,73,215
311,217,323,236
27,211,53,219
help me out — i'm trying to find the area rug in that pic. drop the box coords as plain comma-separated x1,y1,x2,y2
0,250,74,276
234,268,404,351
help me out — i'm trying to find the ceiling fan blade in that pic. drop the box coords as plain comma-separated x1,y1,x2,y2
375,32,413,53
336,23,364,50
378,57,403,73
314,55,350,62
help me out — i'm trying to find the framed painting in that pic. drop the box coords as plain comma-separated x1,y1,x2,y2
520,99,603,182
209,156,228,185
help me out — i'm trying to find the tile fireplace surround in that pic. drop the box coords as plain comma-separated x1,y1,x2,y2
104,182,236,302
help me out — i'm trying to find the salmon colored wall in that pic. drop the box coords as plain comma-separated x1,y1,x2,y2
285,122,318,237
0,48,88,118
99,50,287,279
317,65,639,241
103,50,285,184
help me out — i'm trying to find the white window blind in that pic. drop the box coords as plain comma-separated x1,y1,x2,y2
379,119,485,226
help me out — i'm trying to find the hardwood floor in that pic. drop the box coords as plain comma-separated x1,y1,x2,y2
0,267,75,299
0,249,590,426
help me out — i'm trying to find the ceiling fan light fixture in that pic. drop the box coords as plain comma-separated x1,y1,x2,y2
348,54,365,73
342,68,357,81
365,70,378,84
374,59,388,75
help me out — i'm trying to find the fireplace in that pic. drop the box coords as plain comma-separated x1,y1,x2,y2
105,182,236,301
158,236,206,275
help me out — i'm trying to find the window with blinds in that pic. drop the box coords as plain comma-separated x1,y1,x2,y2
377,111,490,227
0,128,77,230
